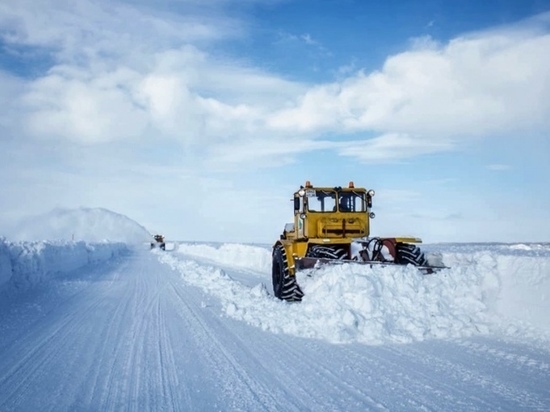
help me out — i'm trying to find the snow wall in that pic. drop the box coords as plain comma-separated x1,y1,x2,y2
426,243,550,334
0,238,128,290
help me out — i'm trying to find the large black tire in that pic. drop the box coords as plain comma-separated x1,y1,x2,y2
396,243,428,266
306,245,347,260
272,245,304,302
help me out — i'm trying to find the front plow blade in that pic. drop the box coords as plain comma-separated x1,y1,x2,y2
294,257,448,274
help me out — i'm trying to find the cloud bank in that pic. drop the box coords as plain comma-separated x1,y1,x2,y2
1,3,549,164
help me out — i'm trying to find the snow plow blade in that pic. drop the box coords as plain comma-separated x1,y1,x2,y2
295,257,448,274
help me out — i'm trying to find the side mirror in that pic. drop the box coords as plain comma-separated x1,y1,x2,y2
367,196,373,209
294,197,300,211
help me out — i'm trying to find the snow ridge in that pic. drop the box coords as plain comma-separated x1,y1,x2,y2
160,242,550,345
0,238,128,290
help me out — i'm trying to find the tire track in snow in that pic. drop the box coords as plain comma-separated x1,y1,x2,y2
0,251,194,411
0,279,113,410
266,336,390,411
456,339,550,374
340,343,494,411
99,262,147,410
168,281,303,411
85,260,146,411
80,264,137,409
384,340,550,411
156,295,181,412
100,255,182,411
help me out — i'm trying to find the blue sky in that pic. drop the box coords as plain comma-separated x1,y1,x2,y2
1,0,550,244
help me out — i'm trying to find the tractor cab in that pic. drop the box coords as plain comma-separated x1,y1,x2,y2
291,181,375,240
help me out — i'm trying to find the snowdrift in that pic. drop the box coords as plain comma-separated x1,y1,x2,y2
0,238,128,290
10,207,151,244
424,243,550,333
160,242,550,345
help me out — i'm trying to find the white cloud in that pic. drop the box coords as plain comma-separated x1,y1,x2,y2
2,2,550,165
486,164,511,171
0,0,241,54
206,137,340,171
22,67,148,143
265,16,550,161
301,33,317,45
269,26,550,139
337,133,455,163
0,71,24,132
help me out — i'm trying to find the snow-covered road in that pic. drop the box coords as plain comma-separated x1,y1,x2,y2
0,247,549,411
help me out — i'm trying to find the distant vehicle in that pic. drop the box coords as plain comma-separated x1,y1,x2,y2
272,181,446,301
151,234,166,251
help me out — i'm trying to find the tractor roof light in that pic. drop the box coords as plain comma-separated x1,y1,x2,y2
349,181,354,188
305,180,312,188
367,189,375,197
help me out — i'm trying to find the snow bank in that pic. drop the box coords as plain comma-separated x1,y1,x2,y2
10,207,151,244
175,242,271,272
424,243,550,333
160,242,550,345
0,238,128,290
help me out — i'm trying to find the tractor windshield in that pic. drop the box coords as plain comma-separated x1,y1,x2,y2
337,191,366,212
306,190,336,212
305,189,367,213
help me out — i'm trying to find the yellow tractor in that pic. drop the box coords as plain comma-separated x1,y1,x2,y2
272,181,445,301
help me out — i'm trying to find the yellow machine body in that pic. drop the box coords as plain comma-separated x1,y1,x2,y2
274,181,421,275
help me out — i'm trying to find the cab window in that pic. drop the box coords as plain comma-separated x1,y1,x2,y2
306,190,336,212
338,192,366,212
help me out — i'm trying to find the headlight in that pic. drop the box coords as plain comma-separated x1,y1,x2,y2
367,189,375,197
298,189,306,197
369,212,376,218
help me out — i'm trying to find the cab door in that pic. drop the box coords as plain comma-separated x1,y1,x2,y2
294,194,306,239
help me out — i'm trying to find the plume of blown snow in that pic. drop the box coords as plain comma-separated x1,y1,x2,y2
10,207,151,244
